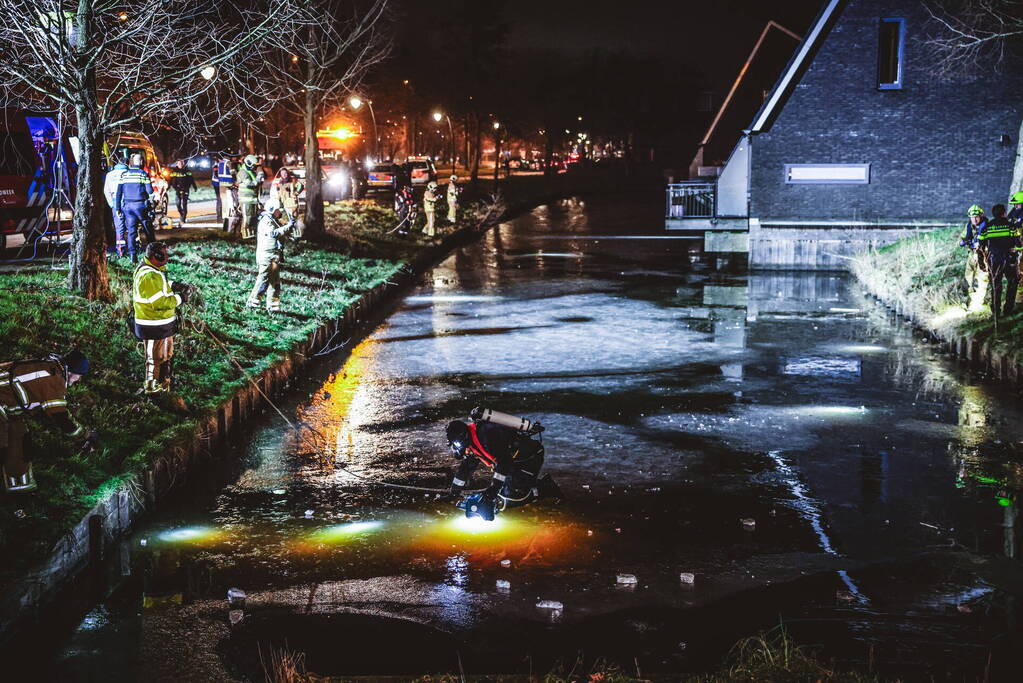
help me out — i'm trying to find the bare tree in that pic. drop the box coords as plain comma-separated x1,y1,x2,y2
266,0,389,241
0,0,303,300
925,0,1023,191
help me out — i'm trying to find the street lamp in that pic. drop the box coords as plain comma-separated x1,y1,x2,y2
200,65,216,80
432,111,455,178
492,121,502,183
349,95,377,161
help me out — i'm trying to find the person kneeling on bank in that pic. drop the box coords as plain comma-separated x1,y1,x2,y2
1,350,97,493
445,407,562,521
247,200,296,313
133,242,192,394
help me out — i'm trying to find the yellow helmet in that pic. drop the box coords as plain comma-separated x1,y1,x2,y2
1010,191,1023,204
968,204,985,216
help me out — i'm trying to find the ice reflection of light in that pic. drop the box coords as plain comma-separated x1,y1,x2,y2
838,344,888,354
792,405,868,417
406,294,502,303
768,451,870,605
829,307,862,314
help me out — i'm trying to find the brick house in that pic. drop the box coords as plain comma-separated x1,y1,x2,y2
677,0,1023,269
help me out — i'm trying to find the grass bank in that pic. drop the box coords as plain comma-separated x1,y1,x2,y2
0,212,403,583
851,226,1023,357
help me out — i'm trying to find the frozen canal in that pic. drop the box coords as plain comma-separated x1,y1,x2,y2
34,193,1023,680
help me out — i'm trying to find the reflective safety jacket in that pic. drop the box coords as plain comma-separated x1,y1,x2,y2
104,163,128,208
237,164,262,203
450,421,544,498
0,359,86,437
978,217,1021,258
115,167,153,208
133,258,181,332
169,168,197,194
255,210,294,262
1009,205,1023,226
216,159,235,186
447,182,460,202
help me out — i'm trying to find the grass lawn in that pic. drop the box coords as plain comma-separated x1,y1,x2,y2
851,226,1023,351
0,208,407,583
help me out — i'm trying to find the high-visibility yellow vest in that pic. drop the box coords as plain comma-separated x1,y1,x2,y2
133,259,180,327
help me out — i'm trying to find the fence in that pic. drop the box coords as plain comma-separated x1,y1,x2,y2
666,182,716,219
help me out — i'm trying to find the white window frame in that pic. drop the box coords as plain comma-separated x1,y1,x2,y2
784,163,871,185
878,18,906,90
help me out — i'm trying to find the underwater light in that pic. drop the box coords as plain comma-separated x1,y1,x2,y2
931,307,967,327
794,405,868,417
158,526,217,543
450,514,505,533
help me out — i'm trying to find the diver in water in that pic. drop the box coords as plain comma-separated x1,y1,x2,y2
445,408,562,520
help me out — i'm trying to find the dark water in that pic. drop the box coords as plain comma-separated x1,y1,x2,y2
25,193,1023,680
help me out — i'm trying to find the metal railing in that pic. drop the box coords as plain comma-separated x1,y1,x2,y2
666,182,716,219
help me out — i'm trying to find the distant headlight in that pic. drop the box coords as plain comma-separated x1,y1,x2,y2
200,160,210,168
187,160,197,168
327,172,347,186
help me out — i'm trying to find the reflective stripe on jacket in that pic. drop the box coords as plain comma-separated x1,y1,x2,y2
133,259,180,326
237,165,261,203
216,160,235,185
0,360,85,436
115,167,153,208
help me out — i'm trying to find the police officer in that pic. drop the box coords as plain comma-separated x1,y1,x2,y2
961,204,989,311
133,242,190,394
104,158,128,257
169,160,198,227
977,203,1020,325
1,351,94,493
115,153,154,261
237,154,264,240
246,200,296,313
446,175,460,224
445,412,560,520
423,181,439,237
216,154,237,232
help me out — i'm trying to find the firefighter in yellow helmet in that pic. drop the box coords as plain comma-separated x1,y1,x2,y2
423,181,439,237
247,200,296,313
132,242,192,393
960,204,989,311
1,350,95,493
446,175,460,224
1008,190,1023,226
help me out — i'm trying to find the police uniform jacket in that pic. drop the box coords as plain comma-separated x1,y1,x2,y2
115,167,153,208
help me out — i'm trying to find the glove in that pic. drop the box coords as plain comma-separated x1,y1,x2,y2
81,430,100,453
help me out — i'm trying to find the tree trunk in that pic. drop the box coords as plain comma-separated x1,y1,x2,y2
303,86,324,240
1011,117,1023,195
470,112,481,189
68,2,111,302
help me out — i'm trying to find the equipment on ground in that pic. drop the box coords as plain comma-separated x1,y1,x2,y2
470,407,544,434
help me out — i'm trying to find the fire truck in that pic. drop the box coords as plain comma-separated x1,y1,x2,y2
0,109,77,253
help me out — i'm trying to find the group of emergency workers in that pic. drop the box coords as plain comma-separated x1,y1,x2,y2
396,174,461,236
959,191,1023,324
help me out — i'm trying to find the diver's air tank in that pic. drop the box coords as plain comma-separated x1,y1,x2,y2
470,407,544,433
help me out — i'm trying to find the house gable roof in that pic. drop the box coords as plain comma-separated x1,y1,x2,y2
750,0,847,133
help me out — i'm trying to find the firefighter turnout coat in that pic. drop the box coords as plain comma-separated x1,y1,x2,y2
0,359,87,437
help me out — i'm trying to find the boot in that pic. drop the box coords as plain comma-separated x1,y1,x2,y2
3,463,37,493
144,379,164,394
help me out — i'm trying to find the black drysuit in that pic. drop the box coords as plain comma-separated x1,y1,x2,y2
450,421,545,509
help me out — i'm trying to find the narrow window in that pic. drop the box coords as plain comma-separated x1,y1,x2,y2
878,18,905,90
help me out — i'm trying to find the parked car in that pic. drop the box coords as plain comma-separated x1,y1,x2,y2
366,162,398,191
291,165,347,203
406,155,436,186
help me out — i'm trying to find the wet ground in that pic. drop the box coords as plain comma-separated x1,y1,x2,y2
21,191,1023,680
